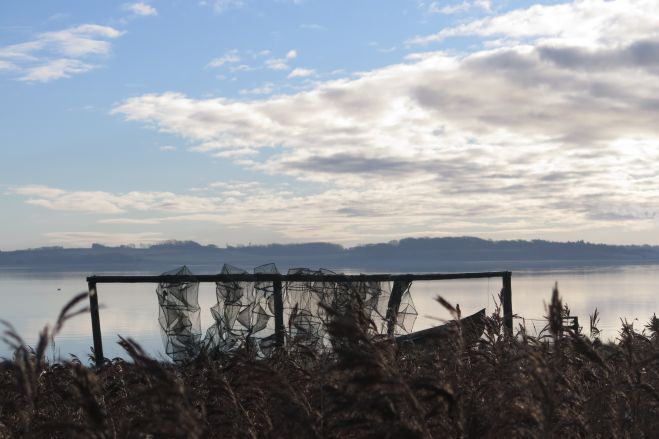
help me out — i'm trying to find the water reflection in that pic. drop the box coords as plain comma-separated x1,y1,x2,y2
1,265,658,361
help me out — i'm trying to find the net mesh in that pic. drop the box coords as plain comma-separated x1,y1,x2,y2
156,266,202,363
285,268,330,352
393,282,418,335
203,263,278,356
157,265,418,360
283,269,409,352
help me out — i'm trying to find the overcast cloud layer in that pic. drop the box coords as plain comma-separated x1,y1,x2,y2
96,0,659,244
10,0,659,246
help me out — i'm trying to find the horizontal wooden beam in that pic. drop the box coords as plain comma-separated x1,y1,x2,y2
87,271,510,284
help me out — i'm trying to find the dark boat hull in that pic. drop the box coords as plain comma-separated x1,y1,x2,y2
395,308,486,346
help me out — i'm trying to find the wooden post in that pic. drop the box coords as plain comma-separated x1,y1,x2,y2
88,281,104,366
502,272,513,335
386,279,410,336
273,279,285,347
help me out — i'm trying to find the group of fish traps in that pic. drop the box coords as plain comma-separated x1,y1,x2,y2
155,264,418,363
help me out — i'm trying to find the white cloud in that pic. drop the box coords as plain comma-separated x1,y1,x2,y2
123,2,158,16
10,0,659,246
209,49,291,73
264,57,289,70
111,49,659,239
240,82,275,95
287,67,314,78
12,185,226,214
229,63,255,72
426,0,491,15
20,58,94,82
0,24,123,82
2,0,625,243
98,218,162,225
259,49,306,71
14,185,67,198
410,0,659,47
207,51,241,68
159,145,177,151
16,166,659,245
37,24,123,57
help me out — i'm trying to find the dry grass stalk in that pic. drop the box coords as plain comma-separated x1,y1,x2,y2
1,288,659,437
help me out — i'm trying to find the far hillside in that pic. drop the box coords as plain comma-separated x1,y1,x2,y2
2,237,659,273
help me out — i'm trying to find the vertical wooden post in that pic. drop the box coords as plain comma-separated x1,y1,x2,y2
386,279,410,336
273,279,285,347
88,281,104,366
502,272,513,335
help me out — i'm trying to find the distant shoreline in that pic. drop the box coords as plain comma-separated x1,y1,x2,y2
2,236,659,275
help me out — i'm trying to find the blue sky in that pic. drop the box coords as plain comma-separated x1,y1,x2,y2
2,0,659,249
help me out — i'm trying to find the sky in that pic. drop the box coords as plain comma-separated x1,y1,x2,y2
2,0,659,250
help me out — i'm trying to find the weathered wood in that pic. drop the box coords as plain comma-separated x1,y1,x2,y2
386,279,411,336
273,280,285,347
88,281,104,366
87,271,510,284
502,271,513,334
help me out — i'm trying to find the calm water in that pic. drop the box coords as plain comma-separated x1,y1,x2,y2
1,265,658,362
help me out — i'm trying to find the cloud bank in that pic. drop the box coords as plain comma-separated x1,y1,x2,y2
15,0,659,244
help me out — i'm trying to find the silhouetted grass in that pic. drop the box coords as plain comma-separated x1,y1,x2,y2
2,287,659,438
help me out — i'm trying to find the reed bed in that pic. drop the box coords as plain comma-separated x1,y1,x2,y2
2,287,659,438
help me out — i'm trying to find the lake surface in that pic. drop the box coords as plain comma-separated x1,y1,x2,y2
1,265,658,362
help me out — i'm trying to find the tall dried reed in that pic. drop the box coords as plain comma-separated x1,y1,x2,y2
2,287,659,438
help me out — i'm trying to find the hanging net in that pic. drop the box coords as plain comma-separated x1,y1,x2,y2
283,269,409,352
203,263,278,356
391,281,418,335
156,266,202,363
284,268,331,352
157,264,419,360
